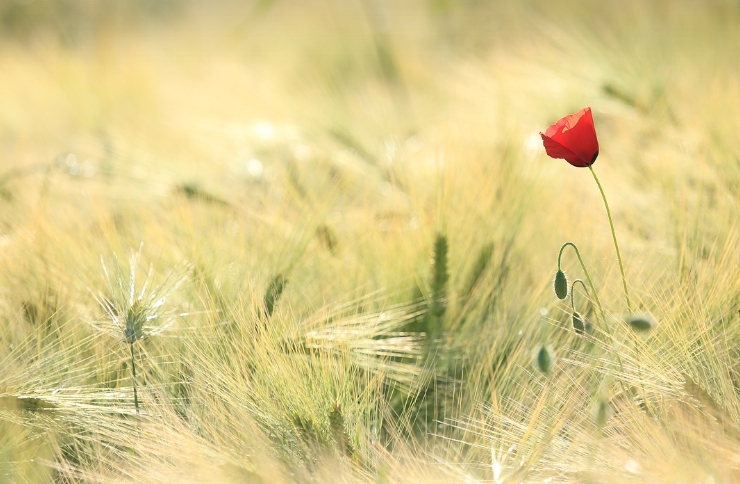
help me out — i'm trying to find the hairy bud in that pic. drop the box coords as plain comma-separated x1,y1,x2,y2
554,270,568,300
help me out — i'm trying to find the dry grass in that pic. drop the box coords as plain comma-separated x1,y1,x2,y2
2,1,740,482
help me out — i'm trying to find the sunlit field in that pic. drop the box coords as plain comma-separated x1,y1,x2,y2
2,1,740,482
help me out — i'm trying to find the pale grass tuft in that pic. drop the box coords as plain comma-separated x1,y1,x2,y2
90,244,191,343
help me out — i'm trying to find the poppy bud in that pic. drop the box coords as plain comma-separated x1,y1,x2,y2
627,313,655,333
553,270,568,300
535,345,554,375
572,311,585,335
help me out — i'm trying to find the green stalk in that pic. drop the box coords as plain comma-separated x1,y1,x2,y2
558,242,628,393
570,279,588,314
130,343,139,414
588,166,632,314
589,167,652,412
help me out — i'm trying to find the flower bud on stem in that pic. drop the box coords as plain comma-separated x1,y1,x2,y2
557,243,628,394
557,242,606,327
570,279,589,335
554,270,568,300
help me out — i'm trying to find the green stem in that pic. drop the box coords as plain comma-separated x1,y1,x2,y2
558,242,606,327
570,279,588,313
130,343,139,414
588,166,632,314
558,242,628,395
588,167,649,410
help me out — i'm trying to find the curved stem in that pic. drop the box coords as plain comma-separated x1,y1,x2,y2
588,166,632,314
558,242,606,326
556,242,567,270
570,279,588,313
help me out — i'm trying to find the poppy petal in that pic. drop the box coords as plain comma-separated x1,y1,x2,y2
541,133,579,162
540,107,599,167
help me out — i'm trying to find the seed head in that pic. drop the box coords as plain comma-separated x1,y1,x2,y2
124,299,149,343
91,245,189,343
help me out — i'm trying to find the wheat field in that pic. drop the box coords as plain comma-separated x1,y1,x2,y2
1,1,740,482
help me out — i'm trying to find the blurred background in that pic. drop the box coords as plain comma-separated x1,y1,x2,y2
2,0,739,267
2,1,740,483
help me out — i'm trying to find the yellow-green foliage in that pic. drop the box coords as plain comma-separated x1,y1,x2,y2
2,1,740,482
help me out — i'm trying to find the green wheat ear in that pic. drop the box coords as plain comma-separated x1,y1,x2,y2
263,274,287,318
124,300,148,344
554,270,568,300
431,233,449,319
328,403,353,456
463,242,494,297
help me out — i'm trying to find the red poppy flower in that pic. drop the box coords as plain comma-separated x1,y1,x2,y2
540,107,599,167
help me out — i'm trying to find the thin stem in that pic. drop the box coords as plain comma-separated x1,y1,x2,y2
558,242,628,395
588,166,632,313
570,279,588,313
130,343,139,414
558,242,606,326
588,168,651,411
